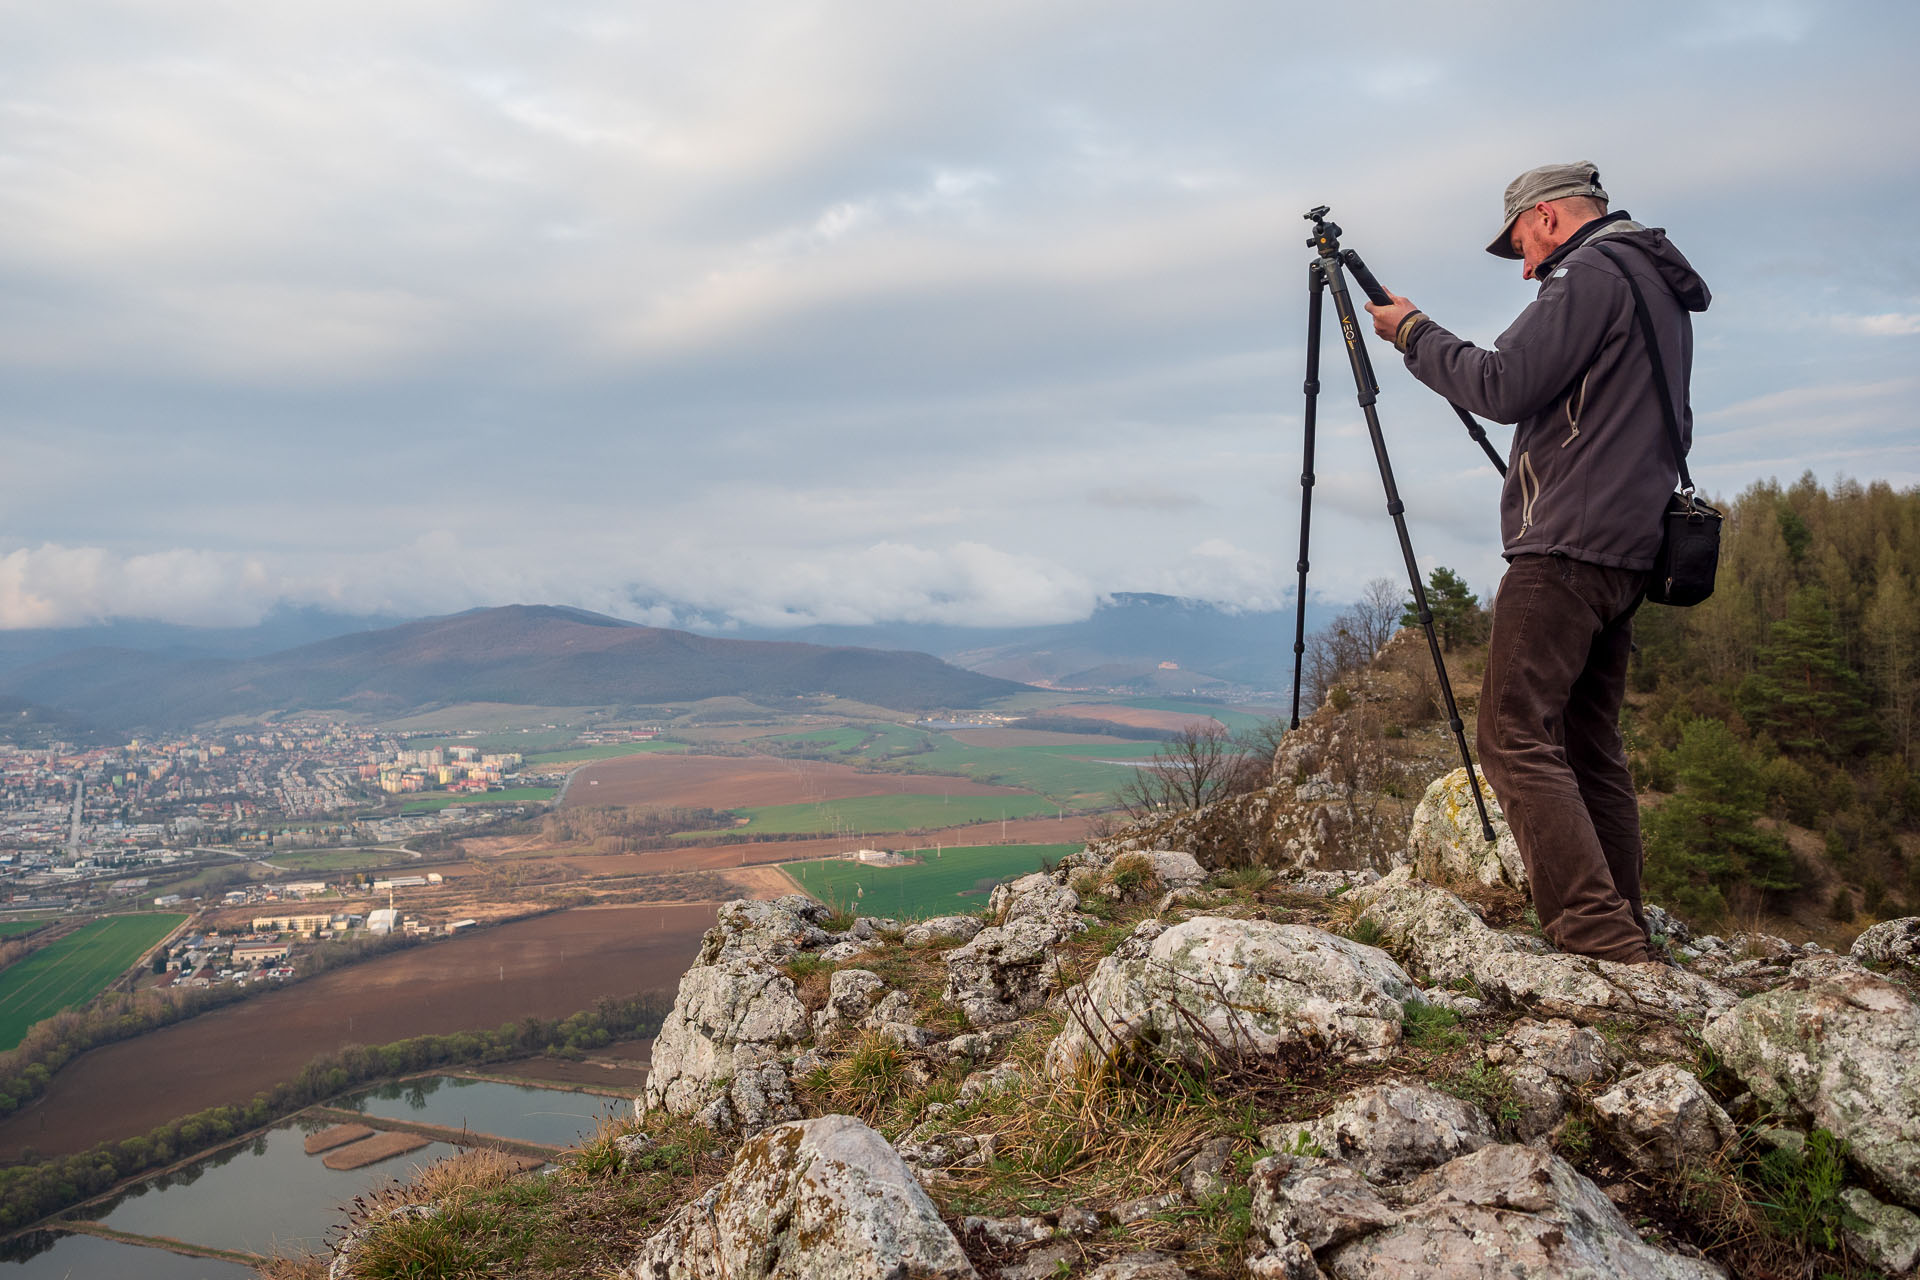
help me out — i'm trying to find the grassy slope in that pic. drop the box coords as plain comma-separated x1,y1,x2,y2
0,915,186,1049
779,844,1081,918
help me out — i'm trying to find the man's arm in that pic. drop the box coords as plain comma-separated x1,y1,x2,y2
1363,265,1621,425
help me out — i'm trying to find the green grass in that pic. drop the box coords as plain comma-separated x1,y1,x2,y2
0,915,186,1049
400,786,558,813
272,848,414,872
0,921,49,938
780,844,1080,918
521,740,688,766
679,792,1058,838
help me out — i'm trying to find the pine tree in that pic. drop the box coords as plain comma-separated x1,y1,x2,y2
1644,718,1799,923
1736,585,1876,760
1401,567,1485,652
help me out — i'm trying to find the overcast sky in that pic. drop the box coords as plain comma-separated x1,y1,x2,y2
3,0,1915,633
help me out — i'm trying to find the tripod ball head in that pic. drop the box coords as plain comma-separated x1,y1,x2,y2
1304,206,1342,253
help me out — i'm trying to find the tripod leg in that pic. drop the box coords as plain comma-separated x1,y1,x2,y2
1289,265,1327,731
1320,255,1499,843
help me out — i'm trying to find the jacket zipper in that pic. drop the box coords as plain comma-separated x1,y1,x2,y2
1515,451,1540,539
1561,371,1590,447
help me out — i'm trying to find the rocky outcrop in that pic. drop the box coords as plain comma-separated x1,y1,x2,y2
903,915,984,948
1484,1017,1616,1141
1266,1081,1496,1181
643,898,824,1132
1407,767,1526,892
643,960,808,1125
1590,1065,1736,1175
1351,867,1735,1024
1841,1186,1920,1275
1853,916,1920,973
626,1114,977,1280
943,874,1086,1026
1249,1143,1724,1278
1047,917,1421,1079
1703,968,1920,1206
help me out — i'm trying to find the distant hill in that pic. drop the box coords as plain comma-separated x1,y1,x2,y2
0,606,1028,731
0,695,104,748
0,604,408,677
726,593,1332,693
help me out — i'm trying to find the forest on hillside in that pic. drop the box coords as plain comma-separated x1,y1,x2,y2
1627,474,1918,927
1306,474,1919,932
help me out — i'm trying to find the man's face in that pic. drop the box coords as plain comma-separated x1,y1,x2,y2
1511,205,1554,281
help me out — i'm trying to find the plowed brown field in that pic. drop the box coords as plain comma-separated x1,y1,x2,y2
0,903,715,1162
1048,704,1226,732
565,754,1029,809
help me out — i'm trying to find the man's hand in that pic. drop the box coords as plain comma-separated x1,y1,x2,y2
1364,292,1419,342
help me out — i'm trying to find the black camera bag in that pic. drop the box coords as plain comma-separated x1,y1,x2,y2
1595,243,1721,607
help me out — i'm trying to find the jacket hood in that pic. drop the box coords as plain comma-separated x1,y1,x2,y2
1583,224,1711,313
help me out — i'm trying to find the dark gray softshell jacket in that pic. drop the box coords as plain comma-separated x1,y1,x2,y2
1403,220,1712,570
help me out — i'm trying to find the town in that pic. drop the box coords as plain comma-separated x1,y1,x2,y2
0,719,612,918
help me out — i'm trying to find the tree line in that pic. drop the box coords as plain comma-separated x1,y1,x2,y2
0,992,669,1231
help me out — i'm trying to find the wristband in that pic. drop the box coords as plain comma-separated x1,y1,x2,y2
1394,311,1430,354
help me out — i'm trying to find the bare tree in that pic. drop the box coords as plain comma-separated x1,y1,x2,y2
1118,721,1276,818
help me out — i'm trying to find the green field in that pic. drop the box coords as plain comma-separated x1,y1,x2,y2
400,786,558,814
0,921,48,938
780,844,1081,918
753,723,1160,809
522,740,687,767
0,915,186,1049
679,792,1060,838
271,848,413,872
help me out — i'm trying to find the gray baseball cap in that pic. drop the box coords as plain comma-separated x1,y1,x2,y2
1486,161,1609,258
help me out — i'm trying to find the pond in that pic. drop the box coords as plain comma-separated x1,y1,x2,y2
0,1230,256,1279
67,1121,463,1258
340,1074,626,1148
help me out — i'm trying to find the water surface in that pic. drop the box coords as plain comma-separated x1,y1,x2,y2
0,1230,256,1278
71,1123,462,1257
341,1074,622,1148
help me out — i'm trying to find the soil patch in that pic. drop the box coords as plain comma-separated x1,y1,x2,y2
1049,704,1227,732
303,1123,374,1155
322,1131,430,1170
0,903,716,1162
565,753,1029,810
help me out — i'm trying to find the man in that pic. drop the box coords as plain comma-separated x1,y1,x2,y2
1363,162,1710,964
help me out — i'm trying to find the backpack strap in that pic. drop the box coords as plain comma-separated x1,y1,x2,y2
1593,242,1693,496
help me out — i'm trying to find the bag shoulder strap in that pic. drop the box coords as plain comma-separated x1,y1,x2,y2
1593,242,1693,495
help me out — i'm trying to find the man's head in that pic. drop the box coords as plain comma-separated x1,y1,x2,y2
1487,161,1609,279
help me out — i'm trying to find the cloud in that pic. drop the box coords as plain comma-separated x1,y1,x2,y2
1,0,1916,635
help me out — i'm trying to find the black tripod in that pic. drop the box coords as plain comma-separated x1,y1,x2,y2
1286,206,1496,843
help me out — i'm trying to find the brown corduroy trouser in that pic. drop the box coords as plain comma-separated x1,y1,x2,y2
1476,554,1652,964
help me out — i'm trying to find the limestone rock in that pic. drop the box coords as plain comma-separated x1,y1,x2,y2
903,915,984,949
811,968,884,1036
1332,1144,1725,1278
1350,868,1735,1024
1408,767,1526,893
644,959,809,1125
1854,916,1920,973
1047,918,1421,1080
1485,1017,1614,1085
944,879,1086,1027
329,1204,438,1280
957,1060,1025,1105
1085,1252,1193,1279
1590,1065,1736,1174
697,896,832,965
1704,969,1920,1205
1180,1135,1238,1199
1249,1154,1401,1252
959,1215,1050,1249
1251,1144,1723,1279
626,1114,976,1280
1099,850,1207,903
1840,1186,1920,1275
1269,1081,1497,1181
